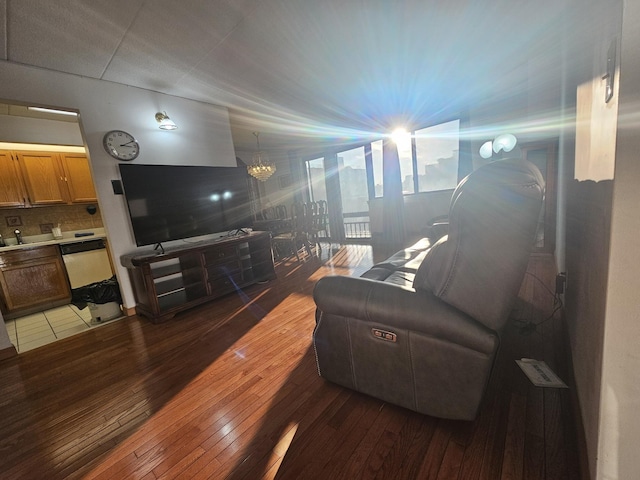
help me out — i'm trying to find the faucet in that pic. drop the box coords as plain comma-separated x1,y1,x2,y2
14,229,23,245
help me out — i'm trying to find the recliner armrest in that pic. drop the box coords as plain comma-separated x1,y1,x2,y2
424,218,449,241
313,275,498,354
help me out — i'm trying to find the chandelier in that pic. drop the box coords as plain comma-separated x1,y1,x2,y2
247,131,276,181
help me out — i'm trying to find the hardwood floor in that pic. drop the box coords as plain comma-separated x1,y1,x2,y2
0,244,580,479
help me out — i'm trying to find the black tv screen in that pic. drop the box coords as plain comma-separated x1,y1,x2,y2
119,164,253,247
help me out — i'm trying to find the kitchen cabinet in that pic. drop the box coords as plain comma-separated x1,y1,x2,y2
0,150,97,207
0,245,71,319
17,151,69,205
0,151,27,208
60,153,97,203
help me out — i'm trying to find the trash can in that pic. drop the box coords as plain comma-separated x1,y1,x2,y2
88,302,122,324
71,276,123,324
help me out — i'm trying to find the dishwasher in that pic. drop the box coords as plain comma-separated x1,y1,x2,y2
60,238,114,289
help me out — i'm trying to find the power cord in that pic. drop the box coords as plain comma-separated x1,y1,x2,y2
513,271,564,336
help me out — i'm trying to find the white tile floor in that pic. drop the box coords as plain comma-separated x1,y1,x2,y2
4,304,124,353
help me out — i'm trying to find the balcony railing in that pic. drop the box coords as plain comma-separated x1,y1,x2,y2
343,212,371,239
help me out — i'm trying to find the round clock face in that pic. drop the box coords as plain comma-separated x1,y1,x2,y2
103,130,140,161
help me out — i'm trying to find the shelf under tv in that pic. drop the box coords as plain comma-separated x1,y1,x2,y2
120,230,276,323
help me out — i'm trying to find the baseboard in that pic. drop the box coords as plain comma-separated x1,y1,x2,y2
122,305,136,317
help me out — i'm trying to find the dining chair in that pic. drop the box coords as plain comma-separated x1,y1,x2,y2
271,202,313,262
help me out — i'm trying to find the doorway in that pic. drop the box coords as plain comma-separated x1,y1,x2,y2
0,102,119,353
521,141,557,253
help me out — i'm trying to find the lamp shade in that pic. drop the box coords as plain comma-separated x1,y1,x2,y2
155,112,178,130
492,134,517,153
479,141,494,159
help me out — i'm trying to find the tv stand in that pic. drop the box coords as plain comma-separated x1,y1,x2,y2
121,231,275,323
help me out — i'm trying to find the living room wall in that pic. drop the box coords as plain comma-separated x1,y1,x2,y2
564,1,622,477
595,0,640,477
235,147,296,213
0,61,237,311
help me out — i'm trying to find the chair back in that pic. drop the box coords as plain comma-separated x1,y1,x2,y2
290,202,307,235
313,200,328,236
301,201,328,236
258,206,277,221
413,159,544,331
275,204,288,220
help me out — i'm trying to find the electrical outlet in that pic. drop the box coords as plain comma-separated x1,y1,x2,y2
5,215,22,227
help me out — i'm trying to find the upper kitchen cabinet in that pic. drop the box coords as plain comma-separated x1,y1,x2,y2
3,150,97,207
0,151,27,208
60,153,97,203
17,151,69,205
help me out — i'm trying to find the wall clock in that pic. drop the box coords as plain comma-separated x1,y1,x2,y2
103,130,140,161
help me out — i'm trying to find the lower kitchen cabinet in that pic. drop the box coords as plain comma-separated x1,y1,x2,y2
0,245,71,319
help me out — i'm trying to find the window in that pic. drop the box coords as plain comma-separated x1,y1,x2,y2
414,119,460,192
396,132,414,194
371,140,384,197
306,157,326,203
300,118,461,242
372,118,460,197
307,119,460,202
337,146,368,215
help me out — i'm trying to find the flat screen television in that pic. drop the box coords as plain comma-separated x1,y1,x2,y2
119,164,253,247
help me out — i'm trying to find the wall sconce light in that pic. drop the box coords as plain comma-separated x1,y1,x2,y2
479,141,494,159
155,111,178,130
479,133,518,159
492,133,517,154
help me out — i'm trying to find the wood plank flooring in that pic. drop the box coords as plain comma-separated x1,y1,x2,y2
0,244,580,479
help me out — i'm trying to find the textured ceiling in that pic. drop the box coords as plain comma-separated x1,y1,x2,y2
1,0,586,151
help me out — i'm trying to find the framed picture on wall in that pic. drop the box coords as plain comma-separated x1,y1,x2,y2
278,174,292,190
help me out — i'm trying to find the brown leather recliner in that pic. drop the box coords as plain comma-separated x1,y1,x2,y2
312,159,545,420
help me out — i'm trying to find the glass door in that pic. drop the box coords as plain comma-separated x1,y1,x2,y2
306,157,327,205
305,157,330,240
336,145,371,240
305,146,373,242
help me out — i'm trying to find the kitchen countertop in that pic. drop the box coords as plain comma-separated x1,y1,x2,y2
0,228,107,253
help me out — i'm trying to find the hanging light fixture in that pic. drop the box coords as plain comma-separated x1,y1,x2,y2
247,131,276,181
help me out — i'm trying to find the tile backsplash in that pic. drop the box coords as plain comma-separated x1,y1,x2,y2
0,205,103,238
